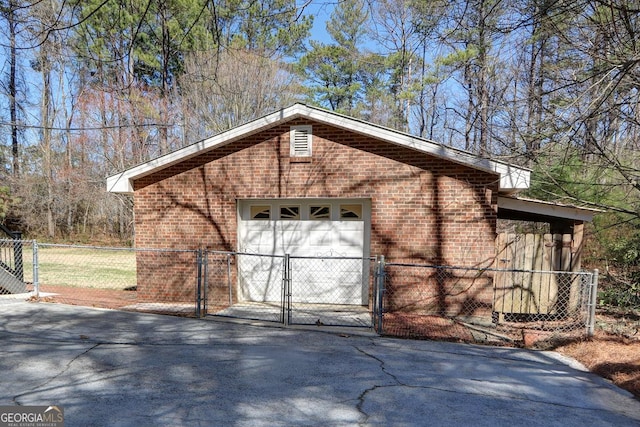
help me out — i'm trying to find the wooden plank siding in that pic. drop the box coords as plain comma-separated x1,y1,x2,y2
493,233,581,316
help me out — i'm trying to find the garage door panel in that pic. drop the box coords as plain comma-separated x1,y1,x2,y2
337,221,364,252
305,221,335,252
279,233,306,253
238,199,369,305
278,221,303,232
239,222,276,254
338,234,363,250
238,254,283,302
308,230,334,248
289,258,363,304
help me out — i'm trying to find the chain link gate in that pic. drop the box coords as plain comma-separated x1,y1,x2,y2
287,255,373,327
201,250,375,328
202,251,287,323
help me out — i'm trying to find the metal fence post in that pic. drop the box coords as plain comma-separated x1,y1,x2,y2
374,255,385,334
282,254,291,326
202,250,209,317
195,249,202,318
372,256,378,332
227,253,232,306
32,240,39,298
587,269,599,336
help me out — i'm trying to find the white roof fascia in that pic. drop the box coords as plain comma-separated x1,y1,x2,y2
299,105,530,193
106,104,306,193
107,103,530,194
498,196,599,222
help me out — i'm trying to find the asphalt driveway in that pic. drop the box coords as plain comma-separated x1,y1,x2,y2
1,298,639,427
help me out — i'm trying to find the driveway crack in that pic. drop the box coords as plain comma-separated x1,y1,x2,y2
13,343,101,405
354,345,405,425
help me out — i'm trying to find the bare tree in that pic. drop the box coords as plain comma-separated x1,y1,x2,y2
368,0,424,132
1,0,23,177
180,48,302,137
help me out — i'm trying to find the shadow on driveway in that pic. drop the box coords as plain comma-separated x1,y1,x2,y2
1,299,639,426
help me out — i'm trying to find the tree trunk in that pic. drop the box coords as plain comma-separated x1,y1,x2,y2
8,0,19,176
41,53,55,238
477,0,489,156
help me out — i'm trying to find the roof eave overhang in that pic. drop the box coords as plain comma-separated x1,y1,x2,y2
106,105,306,194
498,196,600,222
299,106,530,193
106,103,531,194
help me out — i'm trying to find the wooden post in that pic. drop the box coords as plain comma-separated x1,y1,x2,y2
571,222,584,272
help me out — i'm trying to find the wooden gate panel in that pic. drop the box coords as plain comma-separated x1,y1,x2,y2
494,233,575,315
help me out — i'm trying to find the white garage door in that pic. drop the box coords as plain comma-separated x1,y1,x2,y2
238,199,370,305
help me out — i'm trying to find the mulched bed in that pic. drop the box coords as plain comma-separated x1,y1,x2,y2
34,285,196,316
554,331,640,399
37,284,138,309
381,313,476,342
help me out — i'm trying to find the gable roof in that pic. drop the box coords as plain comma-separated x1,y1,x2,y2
106,103,531,194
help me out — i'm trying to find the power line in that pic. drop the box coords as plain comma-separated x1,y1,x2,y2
0,120,178,131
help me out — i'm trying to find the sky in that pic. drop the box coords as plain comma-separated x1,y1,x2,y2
300,0,384,54
301,0,335,45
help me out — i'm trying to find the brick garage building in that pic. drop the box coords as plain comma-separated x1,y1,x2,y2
107,104,560,319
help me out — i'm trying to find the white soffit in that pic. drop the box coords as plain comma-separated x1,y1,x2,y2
498,196,601,222
106,103,531,194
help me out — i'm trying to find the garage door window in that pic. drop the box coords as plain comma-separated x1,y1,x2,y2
280,206,300,220
340,204,362,220
250,206,271,219
310,205,330,220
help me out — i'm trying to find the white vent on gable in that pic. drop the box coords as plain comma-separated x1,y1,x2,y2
290,125,312,157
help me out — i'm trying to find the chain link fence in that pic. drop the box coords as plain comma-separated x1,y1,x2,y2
1,239,600,345
376,260,598,345
0,239,199,316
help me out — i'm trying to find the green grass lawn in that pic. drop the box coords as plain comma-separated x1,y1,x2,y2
22,245,137,290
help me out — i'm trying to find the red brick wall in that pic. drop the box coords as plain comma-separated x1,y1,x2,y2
133,119,499,306
136,250,197,304
383,264,495,318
